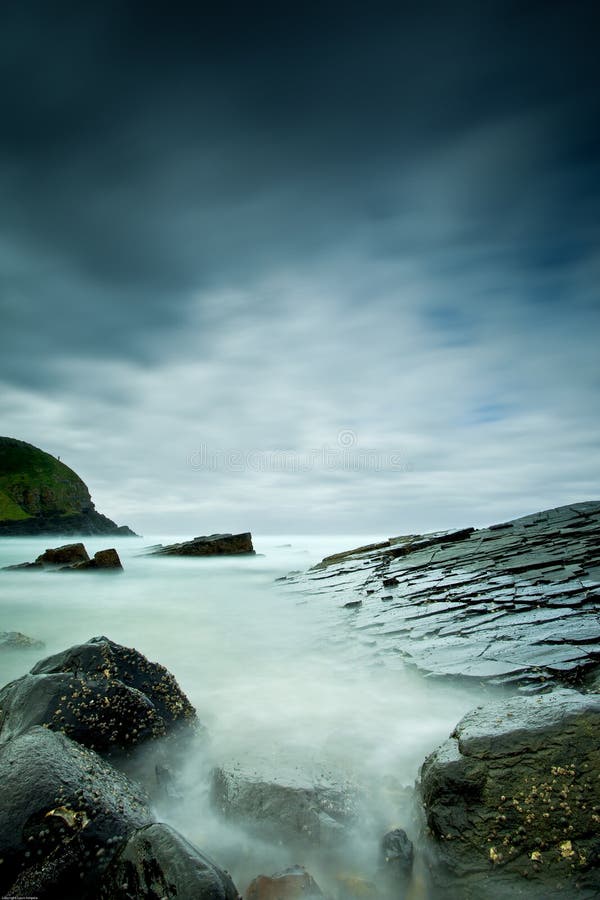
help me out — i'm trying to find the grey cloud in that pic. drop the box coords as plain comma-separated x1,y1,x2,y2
0,1,598,531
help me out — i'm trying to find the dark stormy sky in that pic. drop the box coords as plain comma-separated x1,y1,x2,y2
1,1,599,534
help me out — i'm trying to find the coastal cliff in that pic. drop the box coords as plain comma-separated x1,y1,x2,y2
0,437,136,536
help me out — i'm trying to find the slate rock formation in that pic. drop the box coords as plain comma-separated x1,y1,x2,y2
419,690,600,899
279,502,600,691
0,436,136,535
149,532,255,557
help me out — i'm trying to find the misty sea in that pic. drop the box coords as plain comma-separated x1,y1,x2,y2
0,534,485,895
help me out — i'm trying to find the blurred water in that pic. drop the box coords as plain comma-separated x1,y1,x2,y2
0,534,484,895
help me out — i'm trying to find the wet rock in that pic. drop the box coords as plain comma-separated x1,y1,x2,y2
99,822,239,900
247,866,322,900
0,631,45,650
37,543,90,566
377,828,413,893
2,542,90,570
67,548,123,571
149,532,255,557
211,763,360,845
3,543,123,572
419,690,600,899
0,637,197,756
280,502,600,690
0,726,152,899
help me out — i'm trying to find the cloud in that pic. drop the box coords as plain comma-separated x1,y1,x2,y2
0,1,598,531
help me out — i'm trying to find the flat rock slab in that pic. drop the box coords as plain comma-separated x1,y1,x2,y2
211,762,361,845
149,532,255,557
279,503,600,690
419,691,600,898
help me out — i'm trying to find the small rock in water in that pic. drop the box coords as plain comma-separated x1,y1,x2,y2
3,543,123,572
148,532,255,557
37,543,90,566
378,828,414,891
67,548,123,571
335,874,380,900
247,866,322,900
211,762,360,846
0,631,45,651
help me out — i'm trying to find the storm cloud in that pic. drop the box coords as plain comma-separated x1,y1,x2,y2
1,0,598,533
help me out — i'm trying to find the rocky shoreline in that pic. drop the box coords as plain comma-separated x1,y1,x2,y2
275,502,600,896
0,502,598,897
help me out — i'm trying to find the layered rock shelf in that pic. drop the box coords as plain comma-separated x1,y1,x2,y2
279,502,600,691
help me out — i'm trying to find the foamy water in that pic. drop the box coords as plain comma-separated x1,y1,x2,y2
0,535,485,895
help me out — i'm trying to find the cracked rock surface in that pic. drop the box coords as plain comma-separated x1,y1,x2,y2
280,502,600,691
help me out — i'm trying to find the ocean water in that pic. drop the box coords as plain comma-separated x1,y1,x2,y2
0,534,485,896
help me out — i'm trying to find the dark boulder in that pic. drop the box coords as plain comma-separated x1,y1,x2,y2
67,548,123,571
419,690,600,899
149,532,254,557
377,828,413,894
0,637,197,757
0,726,152,899
99,822,240,900
247,866,322,900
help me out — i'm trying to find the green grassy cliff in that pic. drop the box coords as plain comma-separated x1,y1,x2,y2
0,437,136,536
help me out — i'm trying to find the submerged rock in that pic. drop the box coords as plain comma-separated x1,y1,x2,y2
211,763,360,845
419,690,600,898
99,822,239,900
0,631,45,650
0,636,197,756
0,726,152,899
335,874,379,900
149,532,255,557
247,866,322,900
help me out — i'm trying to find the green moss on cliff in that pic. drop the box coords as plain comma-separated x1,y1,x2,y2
0,437,91,519
0,437,136,535
0,489,31,520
